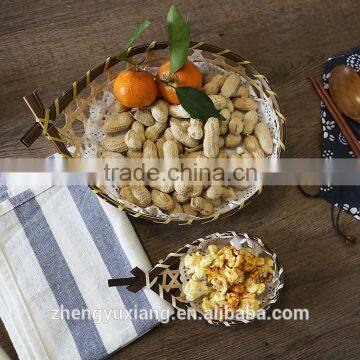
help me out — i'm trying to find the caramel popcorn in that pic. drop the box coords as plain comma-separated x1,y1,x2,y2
226,292,241,309
231,284,245,295
182,244,274,318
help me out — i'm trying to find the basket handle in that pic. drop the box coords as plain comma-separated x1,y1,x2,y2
21,92,72,157
21,92,45,147
20,122,42,148
108,267,147,293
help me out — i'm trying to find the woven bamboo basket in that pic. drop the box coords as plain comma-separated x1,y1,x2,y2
108,231,284,326
22,41,286,225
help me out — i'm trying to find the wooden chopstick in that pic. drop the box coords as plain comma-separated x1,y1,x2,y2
308,75,360,158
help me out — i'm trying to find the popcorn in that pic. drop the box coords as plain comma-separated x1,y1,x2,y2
244,278,260,294
213,255,225,268
223,246,236,267
201,297,214,311
208,267,219,277
260,258,275,278
209,291,226,305
243,253,256,272
184,252,211,280
192,266,210,281
183,279,210,301
223,266,239,284
234,254,244,268
226,292,241,309
245,277,266,295
184,252,202,270
201,291,227,313
208,244,218,254
200,254,214,268
238,248,253,256
240,292,261,312
235,268,245,283
231,284,245,295
256,283,266,295
210,275,228,294
182,244,275,318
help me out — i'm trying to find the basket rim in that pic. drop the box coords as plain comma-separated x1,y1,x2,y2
24,41,287,225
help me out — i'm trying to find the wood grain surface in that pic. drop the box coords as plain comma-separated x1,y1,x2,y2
0,0,359,359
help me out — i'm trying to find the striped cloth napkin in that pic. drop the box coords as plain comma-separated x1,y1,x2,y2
0,185,173,360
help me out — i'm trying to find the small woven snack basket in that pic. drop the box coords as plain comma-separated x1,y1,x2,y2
108,231,284,326
22,41,286,225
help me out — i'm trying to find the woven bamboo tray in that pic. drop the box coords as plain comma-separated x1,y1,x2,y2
21,41,286,225
108,231,284,326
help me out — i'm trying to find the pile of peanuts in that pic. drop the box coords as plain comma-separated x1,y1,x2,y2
101,70,274,217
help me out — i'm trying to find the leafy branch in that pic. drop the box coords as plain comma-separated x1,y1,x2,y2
116,19,151,62
114,7,225,122
167,5,190,74
166,6,225,121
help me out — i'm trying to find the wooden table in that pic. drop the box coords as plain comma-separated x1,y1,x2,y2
1,0,359,358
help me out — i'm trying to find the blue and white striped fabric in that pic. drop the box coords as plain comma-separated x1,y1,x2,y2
0,185,173,360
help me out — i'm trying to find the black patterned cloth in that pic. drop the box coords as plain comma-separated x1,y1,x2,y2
319,46,360,222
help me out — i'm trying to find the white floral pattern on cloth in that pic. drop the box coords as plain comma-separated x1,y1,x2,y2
347,54,360,71
334,203,360,220
320,46,360,221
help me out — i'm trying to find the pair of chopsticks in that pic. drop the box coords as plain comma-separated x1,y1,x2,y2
309,75,360,158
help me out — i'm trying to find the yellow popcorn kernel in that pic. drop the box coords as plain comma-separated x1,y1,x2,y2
235,268,245,283
255,257,265,266
244,263,256,272
226,292,241,309
184,252,202,270
208,267,219,278
248,270,262,283
261,258,275,278
241,296,261,312
223,266,239,284
238,248,253,256
192,266,210,280
256,283,266,295
210,275,228,293
209,290,226,305
245,278,260,294
183,279,210,301
208,244,218,254
242,292,256,299
223,246,236,267
234,254,244,267
200,254,214,268
244,254,256,272
231,284,245,295
213,255,225,268
201,297,214,311
266,258,274,266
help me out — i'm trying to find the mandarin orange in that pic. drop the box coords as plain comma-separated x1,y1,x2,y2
156,60,202,104
113,69,158,108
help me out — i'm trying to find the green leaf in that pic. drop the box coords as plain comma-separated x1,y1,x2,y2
167,5,190,74
175,87,226,121
116,19,151,61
